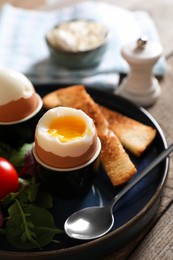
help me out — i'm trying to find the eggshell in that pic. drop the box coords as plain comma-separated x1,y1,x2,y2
35,134,98,168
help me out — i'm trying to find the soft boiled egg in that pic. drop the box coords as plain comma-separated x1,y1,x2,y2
0,68,40,123
34,106,98,168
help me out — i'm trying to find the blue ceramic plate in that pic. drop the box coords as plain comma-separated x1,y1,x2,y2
0,86,169,260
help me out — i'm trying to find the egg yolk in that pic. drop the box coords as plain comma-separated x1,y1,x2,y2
47,116,87,142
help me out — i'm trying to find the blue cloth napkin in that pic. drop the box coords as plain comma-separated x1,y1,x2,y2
0,1,166,90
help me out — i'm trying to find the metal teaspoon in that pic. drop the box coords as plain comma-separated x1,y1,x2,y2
64,143,173,240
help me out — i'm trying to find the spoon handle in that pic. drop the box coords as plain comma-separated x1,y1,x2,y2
110,142,173,209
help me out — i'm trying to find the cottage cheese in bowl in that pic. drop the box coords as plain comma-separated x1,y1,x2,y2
46,20,108,52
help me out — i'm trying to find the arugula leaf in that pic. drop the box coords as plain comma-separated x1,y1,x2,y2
0,142,32,169
0,143,63,250
6,200,63,250
0,192,19,208
10,143,33,168
24,177,39,204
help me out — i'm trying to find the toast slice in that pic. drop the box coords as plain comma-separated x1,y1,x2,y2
99,105,156,156
43,85,137,186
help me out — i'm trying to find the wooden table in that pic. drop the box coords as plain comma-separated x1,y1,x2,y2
1,0,173,259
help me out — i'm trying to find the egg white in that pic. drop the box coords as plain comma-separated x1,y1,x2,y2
35,107,96,157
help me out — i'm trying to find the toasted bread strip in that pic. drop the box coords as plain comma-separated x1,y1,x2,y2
100,131,137,185
43,85,137,186
99,105,156,157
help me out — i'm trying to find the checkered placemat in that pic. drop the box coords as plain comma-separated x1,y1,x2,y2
0,1,166,90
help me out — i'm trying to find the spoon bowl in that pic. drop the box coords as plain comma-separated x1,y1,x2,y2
64,143,173,240
65,206,114,240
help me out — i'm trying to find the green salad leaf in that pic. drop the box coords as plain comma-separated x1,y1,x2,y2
0,142,32,168
6,201,62,250
10,143,33,168
0,143,64,250
1,178,63,250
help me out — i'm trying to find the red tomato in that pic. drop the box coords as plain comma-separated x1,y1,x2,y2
0,157,19,200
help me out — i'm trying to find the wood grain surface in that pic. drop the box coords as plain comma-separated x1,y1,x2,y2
0,1,173,259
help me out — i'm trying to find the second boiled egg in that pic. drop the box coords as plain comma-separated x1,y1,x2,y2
34,106,98,168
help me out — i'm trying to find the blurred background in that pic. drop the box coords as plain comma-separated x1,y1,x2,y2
0,0,172,57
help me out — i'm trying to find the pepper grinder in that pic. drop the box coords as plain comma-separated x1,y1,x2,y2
116,36,163,107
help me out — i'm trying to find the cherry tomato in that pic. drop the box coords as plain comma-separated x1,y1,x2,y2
0,157,19,200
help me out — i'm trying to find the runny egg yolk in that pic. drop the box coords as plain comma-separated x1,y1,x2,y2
47,116,87,143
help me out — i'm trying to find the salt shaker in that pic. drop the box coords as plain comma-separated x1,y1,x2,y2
116,36,163,107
